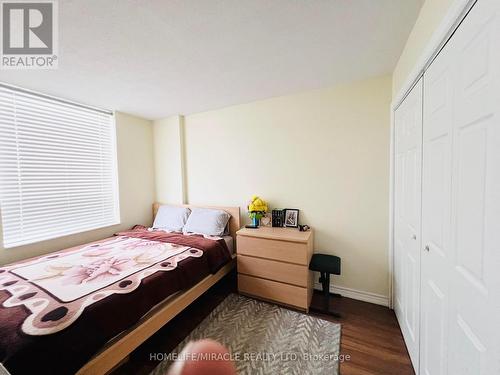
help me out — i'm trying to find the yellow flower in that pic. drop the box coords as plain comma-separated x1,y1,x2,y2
248,196,268,212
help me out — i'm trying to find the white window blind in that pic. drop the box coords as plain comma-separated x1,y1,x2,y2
0,85,120,248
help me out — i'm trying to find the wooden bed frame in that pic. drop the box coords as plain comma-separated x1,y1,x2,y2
76,203,240,375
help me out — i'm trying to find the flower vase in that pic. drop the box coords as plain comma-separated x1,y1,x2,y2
252,217,259,227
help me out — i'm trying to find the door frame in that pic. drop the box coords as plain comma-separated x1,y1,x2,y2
388,0,477,308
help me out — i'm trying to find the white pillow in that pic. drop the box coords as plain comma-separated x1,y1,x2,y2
183,208,230,236
153,205,191,232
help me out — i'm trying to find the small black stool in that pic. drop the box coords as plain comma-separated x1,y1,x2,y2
309,253,342,318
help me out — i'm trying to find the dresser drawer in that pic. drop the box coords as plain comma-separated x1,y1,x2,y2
237,255,309,287
238,274,308,309
237,235,308,265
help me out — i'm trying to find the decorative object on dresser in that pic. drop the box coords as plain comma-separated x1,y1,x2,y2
236,226,313,312
260,213,272,227
247,195,268,227
271,209,285,227
284,208,299,228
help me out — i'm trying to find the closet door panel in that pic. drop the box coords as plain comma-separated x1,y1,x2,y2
404,142,420,344
394,78,423,372
447,0,500,373
394,151,405,313
421,30,454,375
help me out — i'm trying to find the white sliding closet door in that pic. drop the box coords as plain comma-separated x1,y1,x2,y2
420,0,500,374
420,23,454,375
446,0,500,372
393,78,423,372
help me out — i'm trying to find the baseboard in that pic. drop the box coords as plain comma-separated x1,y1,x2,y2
313,281,389,307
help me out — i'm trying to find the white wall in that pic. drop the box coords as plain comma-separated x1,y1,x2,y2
0,111,156,265
392,0,456,97
154,75,392,299
153,115,185,204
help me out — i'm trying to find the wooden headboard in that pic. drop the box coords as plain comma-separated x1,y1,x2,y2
152,203,241,239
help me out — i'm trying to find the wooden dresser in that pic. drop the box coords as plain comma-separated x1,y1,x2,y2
236,227,313,312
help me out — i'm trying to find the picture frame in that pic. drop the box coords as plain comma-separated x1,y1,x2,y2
260,213,272,227
284,208,299,228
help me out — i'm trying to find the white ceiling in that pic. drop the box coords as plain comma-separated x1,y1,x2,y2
0,0,423,119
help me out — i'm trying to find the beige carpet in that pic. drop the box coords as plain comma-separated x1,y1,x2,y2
151,293,341,375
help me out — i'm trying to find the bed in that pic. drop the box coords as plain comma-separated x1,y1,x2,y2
0,203,240,375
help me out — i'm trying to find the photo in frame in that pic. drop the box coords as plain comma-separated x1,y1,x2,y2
260,213,272,227
284,209,299,228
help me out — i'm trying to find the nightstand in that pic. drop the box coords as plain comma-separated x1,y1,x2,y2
236,227,313,312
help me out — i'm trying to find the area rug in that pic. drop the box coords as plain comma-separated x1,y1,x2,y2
151,293,341,375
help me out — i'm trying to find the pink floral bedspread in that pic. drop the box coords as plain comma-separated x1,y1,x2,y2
0,236,202,335
0,226,231,375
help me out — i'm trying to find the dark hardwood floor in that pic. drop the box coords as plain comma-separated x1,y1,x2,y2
113,271,414,375
319,292,414,375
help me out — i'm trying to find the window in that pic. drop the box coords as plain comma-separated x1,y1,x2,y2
0,84,120,248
